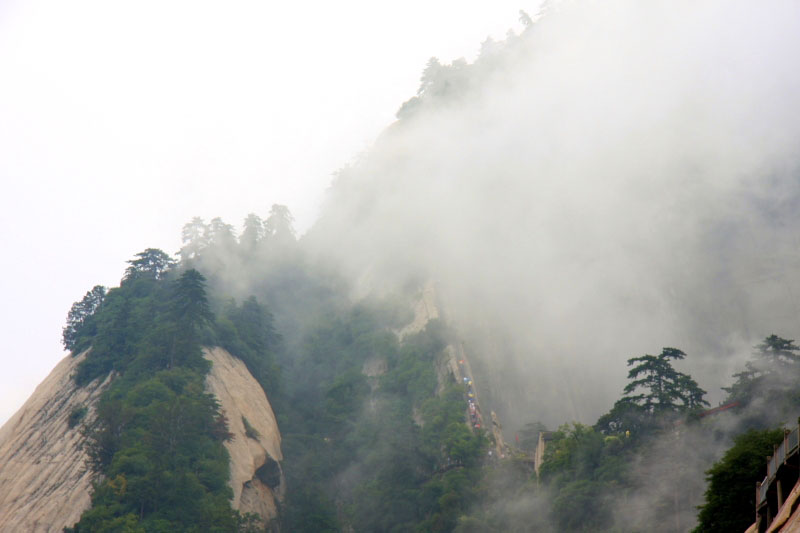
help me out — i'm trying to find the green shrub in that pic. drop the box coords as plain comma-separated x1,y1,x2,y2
68,406,88,428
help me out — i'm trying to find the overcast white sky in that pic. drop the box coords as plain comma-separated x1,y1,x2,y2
0,1,541,426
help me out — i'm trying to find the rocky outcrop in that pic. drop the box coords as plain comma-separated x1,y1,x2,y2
397,280,439,339
0,347,284,531
436,344,461,395
204,347,284,524
398,282,502,443
0,350,111,533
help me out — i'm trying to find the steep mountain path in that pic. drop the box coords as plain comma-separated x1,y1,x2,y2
401,282,507,455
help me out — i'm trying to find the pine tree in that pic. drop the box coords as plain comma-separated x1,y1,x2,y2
623,347,707,414
163,269,213,369
264,204,296,242
240,213,265,251
597,347,708,434
723,334,800,406
123,248,175,282
62,285,107,351
171,269,213,334
179,217,209,263
756,334,800,366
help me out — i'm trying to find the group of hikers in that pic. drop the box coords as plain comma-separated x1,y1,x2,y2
459,359,481,430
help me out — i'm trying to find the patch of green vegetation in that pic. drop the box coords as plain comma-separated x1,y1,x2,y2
64,253,260,532
693,428,784,533
67,406,88,428
278,312,486,532
242,416,259,440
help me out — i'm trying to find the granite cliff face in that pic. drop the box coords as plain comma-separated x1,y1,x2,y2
203,346,284,522
0,347,283,531
0,350,109,533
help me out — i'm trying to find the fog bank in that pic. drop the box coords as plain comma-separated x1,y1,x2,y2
307,0,800,426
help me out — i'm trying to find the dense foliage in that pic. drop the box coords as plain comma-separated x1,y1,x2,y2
693,428,784,533
538,423,630,530
161,210,492,530
517,348,712,532
527,338,800,533
63,251,278,531
62,207,496,532
278,314,487,532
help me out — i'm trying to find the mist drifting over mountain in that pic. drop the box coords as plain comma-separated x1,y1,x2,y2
307,0,800,427
4,1,800,531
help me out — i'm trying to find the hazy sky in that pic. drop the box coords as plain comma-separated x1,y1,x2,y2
0,0,541,426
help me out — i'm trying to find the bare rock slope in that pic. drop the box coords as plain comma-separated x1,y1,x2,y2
0,351,110,533
204,346,284,522
0,347,283,531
